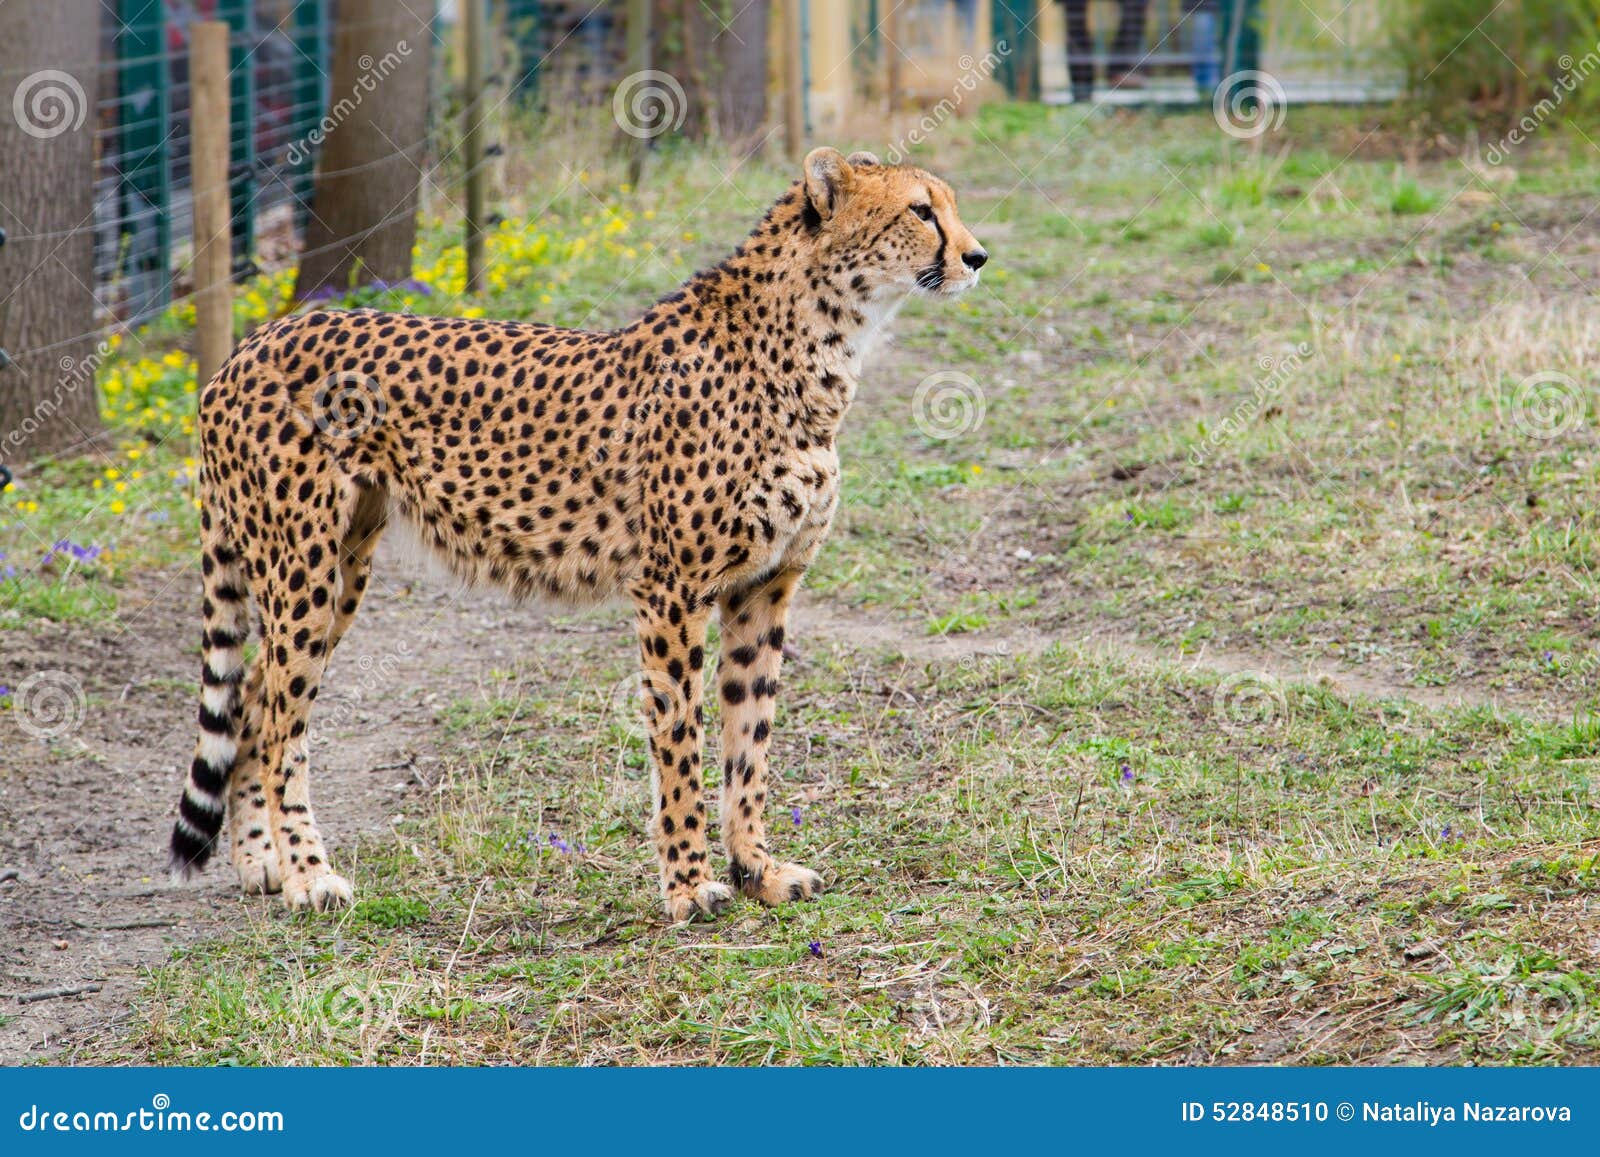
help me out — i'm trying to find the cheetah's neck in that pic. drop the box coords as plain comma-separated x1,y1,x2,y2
667,188,908,437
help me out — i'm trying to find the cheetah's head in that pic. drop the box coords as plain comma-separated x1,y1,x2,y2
801,147,987,299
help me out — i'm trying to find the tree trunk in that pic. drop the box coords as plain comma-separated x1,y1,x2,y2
0,0,104,464
713,0,770,153
674,0,771,153
294,1,434,299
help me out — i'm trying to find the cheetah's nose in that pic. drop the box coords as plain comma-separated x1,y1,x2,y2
962,248,988,271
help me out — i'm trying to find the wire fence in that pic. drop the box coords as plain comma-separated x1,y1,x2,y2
33,0,1398,336
34,0,335,324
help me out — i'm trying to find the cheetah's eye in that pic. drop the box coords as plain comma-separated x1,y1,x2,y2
909,203,934,223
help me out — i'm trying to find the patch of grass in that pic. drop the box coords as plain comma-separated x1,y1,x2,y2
1389,178,1440,216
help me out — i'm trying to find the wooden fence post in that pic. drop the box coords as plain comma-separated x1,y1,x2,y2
783,0,805,161
885,0,903,112
625,0,651,185
191,21,233,387
463,0,487,295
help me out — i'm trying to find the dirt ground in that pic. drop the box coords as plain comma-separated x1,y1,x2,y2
0,547,592,1062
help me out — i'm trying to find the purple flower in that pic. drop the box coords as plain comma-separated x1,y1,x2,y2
808,940,823,958
0,685,11,698
547,833,571,854
791,806,803,826
46,539,100,563
1120,763,1134,784
1441,825,1451,840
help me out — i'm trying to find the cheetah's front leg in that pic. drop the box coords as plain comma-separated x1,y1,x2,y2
717,570,824,905
227,664,282,894
633,597,732,922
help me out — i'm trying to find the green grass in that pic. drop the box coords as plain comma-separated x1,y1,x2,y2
10,101,1600,1065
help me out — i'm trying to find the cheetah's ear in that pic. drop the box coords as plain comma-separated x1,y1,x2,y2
846,150,880,167
803,146,853,221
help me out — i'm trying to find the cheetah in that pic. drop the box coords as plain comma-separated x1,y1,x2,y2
167,148,987,920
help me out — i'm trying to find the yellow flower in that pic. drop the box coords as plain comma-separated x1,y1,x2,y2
110,500,126,514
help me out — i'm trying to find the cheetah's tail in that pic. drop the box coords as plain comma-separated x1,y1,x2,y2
168,524,252,879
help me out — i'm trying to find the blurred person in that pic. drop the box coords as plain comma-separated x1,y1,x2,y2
953,0,979,49
1060,0,1149,104
1185,0,1221,96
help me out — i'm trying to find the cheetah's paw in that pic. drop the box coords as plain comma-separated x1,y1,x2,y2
664,880,735,923
282,872,354,912
739,860,824,906
232,839,282,896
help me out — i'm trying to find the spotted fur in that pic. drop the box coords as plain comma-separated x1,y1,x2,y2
167,148,987,919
